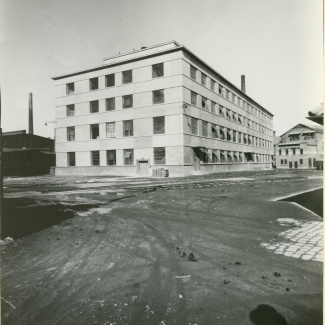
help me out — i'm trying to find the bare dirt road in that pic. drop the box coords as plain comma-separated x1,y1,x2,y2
1,170,323,325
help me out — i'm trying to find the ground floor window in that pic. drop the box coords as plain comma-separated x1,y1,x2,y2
154,147,166,164
106,150,116,165
300,159,303,164
67,152,75,166
124,149,134,165
91,151,100,166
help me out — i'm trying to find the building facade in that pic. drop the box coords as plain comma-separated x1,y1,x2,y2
275,123,323,169
53,41,274,177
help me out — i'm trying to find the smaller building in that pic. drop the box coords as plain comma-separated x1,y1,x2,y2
2,130,55,176
275,123,323,169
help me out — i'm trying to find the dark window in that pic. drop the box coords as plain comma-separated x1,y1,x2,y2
190,65,197,80
153,90,164,104
300,149,303,155
91,151,100,166
286,149,289,155
226,109,231,119
153,116,165,134
238,115,242,124
232,93,235,103
152,63,164,78
106,97,115,111
238,132,242,143
106,122,115,138
67,104,75,116
90,124,99,139
89,78,98,90
123,120,133,137
122,95,133,108
219,85,223,96
105,74,115,87
191,117,198,135
284,159,287,164
219,105,224,117
226,90,230,100
90,100,99,113
154,147,166,164
106,150,116,165
212,151,219,163
191,92,197,106
233,131,236,142
300,159,303,164
281,159,283,164
201,73,207,86
211,124,217,138
66,83,74,95
122,70,132,84
211,101,216,114
202,121,208,137
293,148,296,155
227,130,231,141
67,127,75,141
67,152,75,166
202,97,207,110
124,149,134,165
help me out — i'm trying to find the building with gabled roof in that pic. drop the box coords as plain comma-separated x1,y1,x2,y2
275,123,323,169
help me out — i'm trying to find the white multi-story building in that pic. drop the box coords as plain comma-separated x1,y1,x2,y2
53,41,274,177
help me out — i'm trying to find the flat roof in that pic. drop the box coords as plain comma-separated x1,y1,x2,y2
52,41,273,117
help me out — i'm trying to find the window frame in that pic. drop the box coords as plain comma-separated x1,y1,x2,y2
123,149,134,165
106,150,116,166
122,95,133,109
122,70,132,84
123,120,133,137
67,126,75,141
191,91,197,106
152,89,164,104
190,117,198,135
106,122,116,138
153,116,165,134
154,147,166,164
66,104,75,116
89,77,99,91
106,97,115,111
90,124,100,140
152,63,164,78
190,65,197,80
202,121,208,137
91,150,100,166
67,152,76,166
90,100,99,113
105,74,115,87
66,83,74,95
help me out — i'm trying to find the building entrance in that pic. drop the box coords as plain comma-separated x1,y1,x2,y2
138,160,149,176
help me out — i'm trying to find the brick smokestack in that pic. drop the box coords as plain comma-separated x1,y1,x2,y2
28,93,33,134
241,75,246,94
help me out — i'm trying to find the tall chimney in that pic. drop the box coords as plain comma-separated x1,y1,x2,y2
241,75,246,94
28,93,33,134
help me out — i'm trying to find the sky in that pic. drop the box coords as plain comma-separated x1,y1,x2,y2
0,0,323,138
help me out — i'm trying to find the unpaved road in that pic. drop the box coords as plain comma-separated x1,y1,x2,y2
1,170,323,325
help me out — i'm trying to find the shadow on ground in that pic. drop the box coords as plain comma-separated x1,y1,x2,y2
250,304,287,325
1,198,99,240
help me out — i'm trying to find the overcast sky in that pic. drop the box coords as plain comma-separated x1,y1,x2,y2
0,0,323,138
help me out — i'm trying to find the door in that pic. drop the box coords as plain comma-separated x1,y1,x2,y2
308,158,312,168
138,161,149,176
294,161,298,169
289,161,292,169
193,148,201,171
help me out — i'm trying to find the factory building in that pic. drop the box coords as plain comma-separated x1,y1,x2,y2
275,123,323,169
52,41,274,177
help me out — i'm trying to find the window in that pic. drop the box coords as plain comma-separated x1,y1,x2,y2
66,83,74,95
232,93,236,103
281,159,284,165
220,128,225,140
286,149,289,155
201,97,207,110
67,127,75,141
279,149,282,156
300,149,303,155
202,121,208,137
106,150,116,165
66,104,75,116
226,109,231,119
247,119,251,128
123,120,133,137
123,95,133,108
211,101,216,114
89,77,98,90
219,105,224,117
227,130,231,141
124,149,134,165
90,124,99,139
238,115,242,124
238,132,242,143
211,79,216,91
201,73,207,86
232,112,236,122
190,65,197,80
152,63,164,78
293,148,296,155
233,131,236,142
122,70,132,84
91,151,100,166
211,124,217,138
153,90,164,104
154,147,166,164
226,89,230,100
105,74,115,87
90,100,99,113
219,85,224,96
212,150,219,163
284,159,287,164
153,116,165,134
67,152,75,166
191,92,197,106
106,122,115,138
106,97,115,111
191,117,198,135
300,159,303,164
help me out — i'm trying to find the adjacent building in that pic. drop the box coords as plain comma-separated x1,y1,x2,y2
52,41,274,177
275,123,323,169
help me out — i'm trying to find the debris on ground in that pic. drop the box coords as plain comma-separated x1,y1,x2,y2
274,272,281,277
262,276,267,279
235,261,242,265
223,280,231,284
176,275,191,279
181,251,186,257
0,237,14,247
286,288,290,292
188,253,197,262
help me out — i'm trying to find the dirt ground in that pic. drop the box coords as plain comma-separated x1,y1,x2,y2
1,169,323,325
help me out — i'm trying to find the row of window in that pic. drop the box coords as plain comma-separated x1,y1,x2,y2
67,147,165,166
66,63,164,95
280,159,304,165
66,89,164,116
287,133,315,141
190,91,272,136
279,148,303,155
190,65,272,125
189,117,272,149
67,116,165,141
